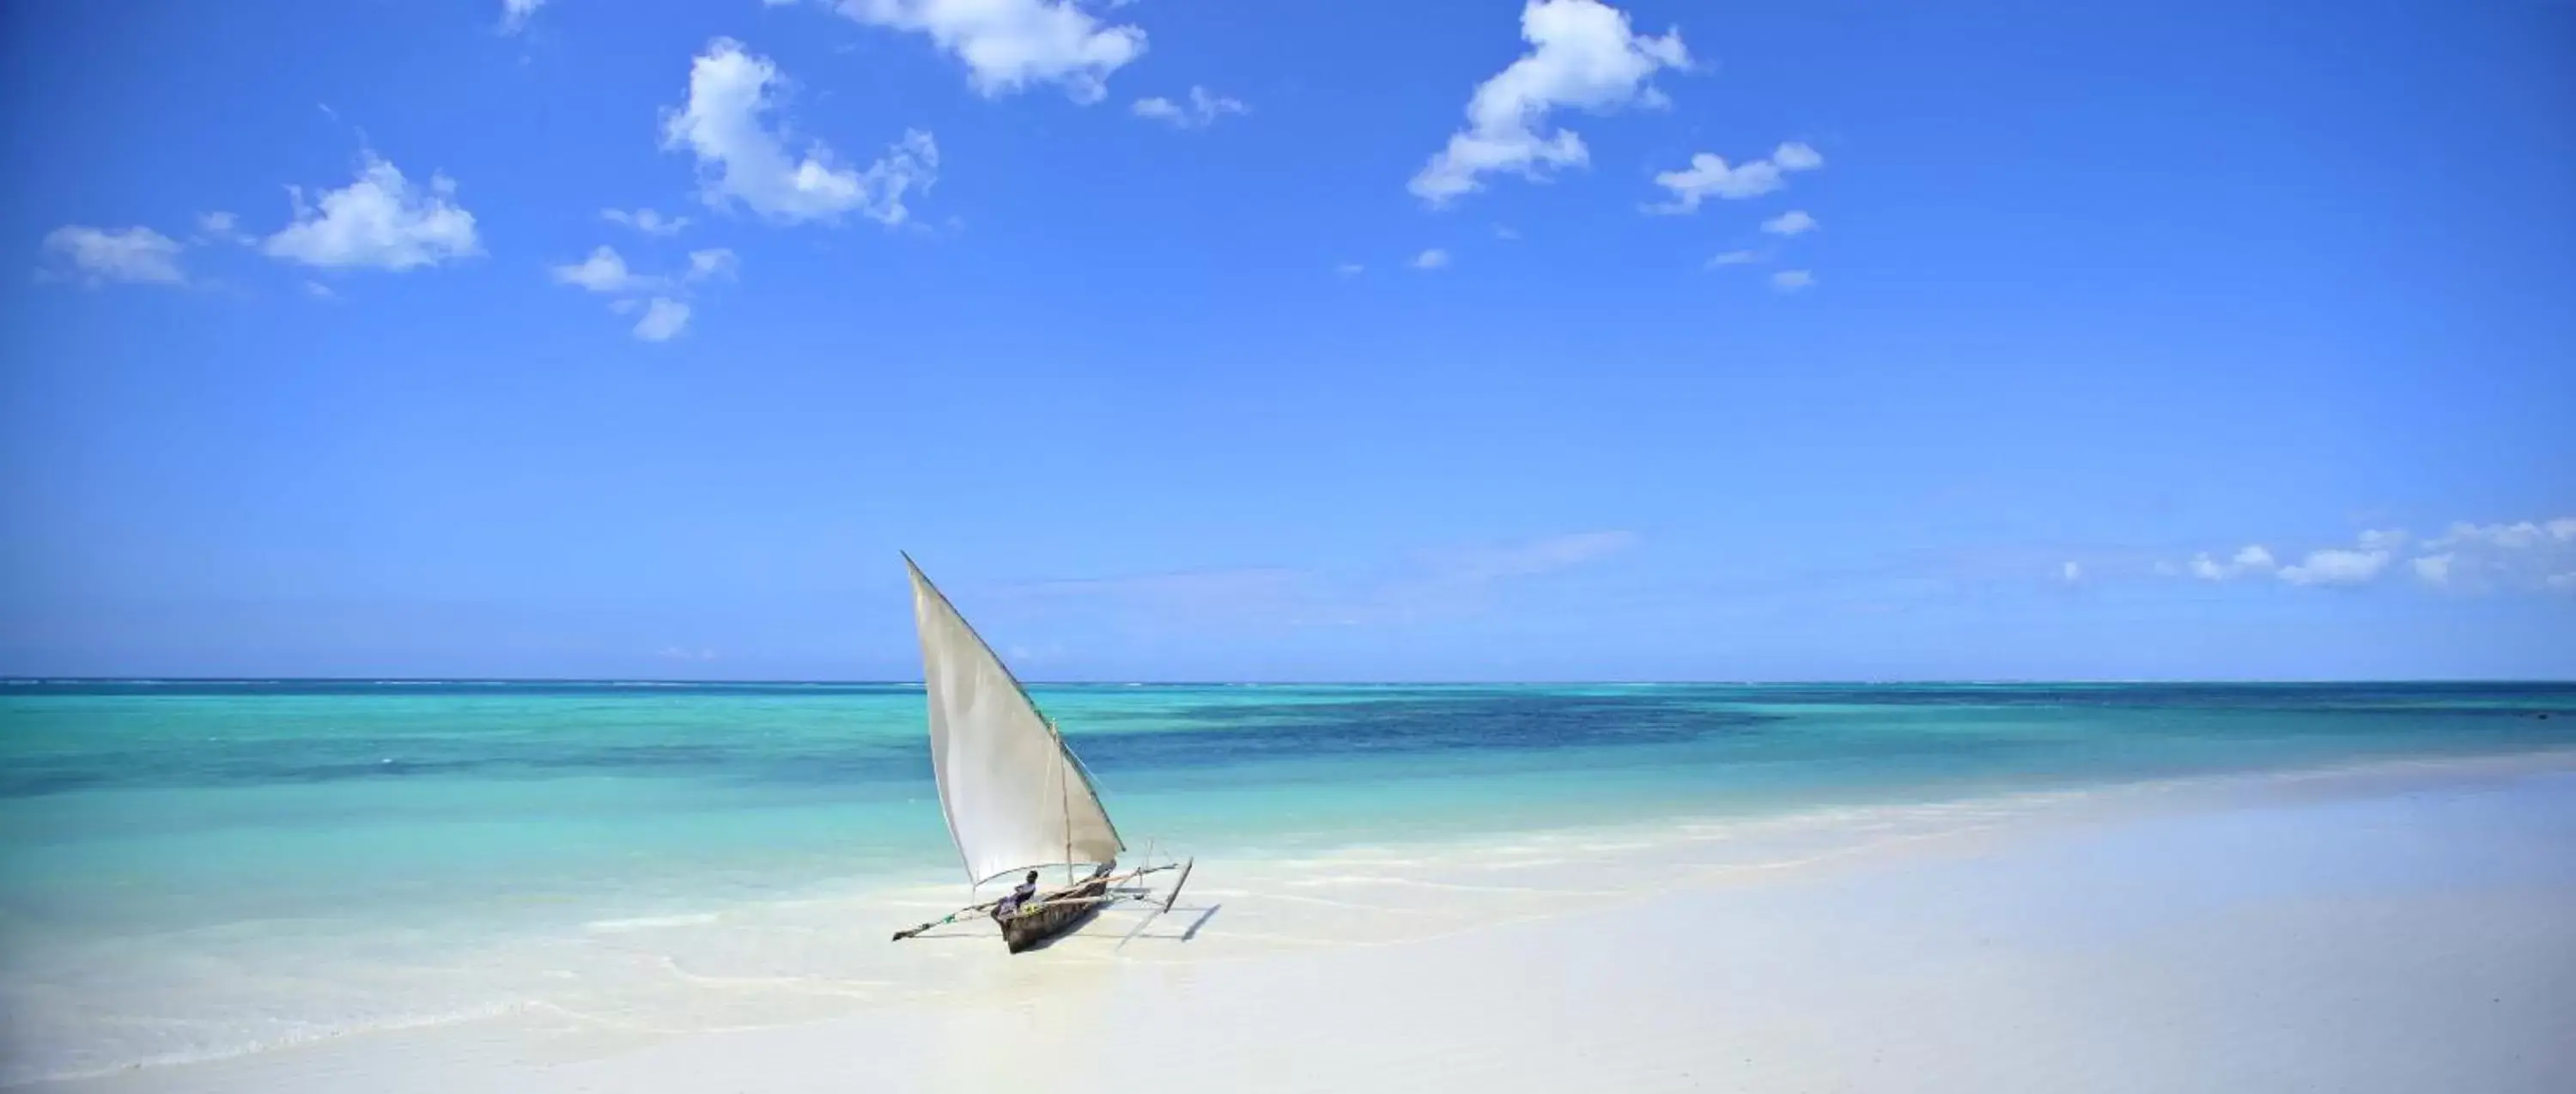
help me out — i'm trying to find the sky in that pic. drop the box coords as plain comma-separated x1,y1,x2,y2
2,0,2571,682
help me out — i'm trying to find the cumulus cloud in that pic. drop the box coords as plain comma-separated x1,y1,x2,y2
1132,86,1246,129
1771,269,1814,291
1761,210,1818,236
2166,517,2576,593
1412,248,1450,270
551,246,660,294
830,0,1145,102
1705,249,1760,267
1646,142,1822,214
662,39,939,226
1409,0,1688,206
262,153,481,270
634,297,691,342
41,225,185,286
553,244,738,340
602,208,690,235
2061,561,2081,583
2188,544,2277,580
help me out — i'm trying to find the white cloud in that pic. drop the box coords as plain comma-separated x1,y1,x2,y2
1771,269,1814,290
2169,520,2576,593
1646,142,1822,214
41,225,185,286
602,208,690,235
194,210,252,245
262,153,481,270
831,0,1145,102
2186,544,2278,580
1412,248,1450,270
2061,561,2081,583
1705,249,1760,267
1761,210,1818,236
1408,0,1688,206
1132,86,1246,129
634,297,691,341
2279,547,2391,586
662,39,939,226
1335,262,1364,277
303,280,335,300
2431,520,2550,550
686,247,738,282
1493,224,1521,240
501,0,544,33
550,246,663,294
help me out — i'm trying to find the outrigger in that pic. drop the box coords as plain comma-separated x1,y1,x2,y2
889,555,1193,953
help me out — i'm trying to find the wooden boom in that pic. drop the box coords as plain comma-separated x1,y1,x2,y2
890,861,1185,942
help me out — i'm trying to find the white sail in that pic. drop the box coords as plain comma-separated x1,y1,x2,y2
906,556,1121,886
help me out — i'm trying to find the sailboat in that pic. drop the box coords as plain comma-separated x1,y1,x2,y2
888,555,1192,953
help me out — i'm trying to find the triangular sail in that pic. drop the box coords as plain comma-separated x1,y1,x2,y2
905,556,1121,885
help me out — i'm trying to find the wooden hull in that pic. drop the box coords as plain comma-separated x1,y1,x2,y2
997,874,1109,953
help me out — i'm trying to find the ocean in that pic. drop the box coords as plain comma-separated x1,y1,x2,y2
3,680,2573,1084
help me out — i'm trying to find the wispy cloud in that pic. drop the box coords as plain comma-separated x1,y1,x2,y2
2186,544,2277,580
602,208,689,235
501,0,544,35
1771,269,1814,291
993,532,1642,629
1704,249,1761,268
40,225,186,286
1410,0,1688,206
633,297,690,342
1646,142,1821,215
1760,210,1818,236
550,245,738,341
1132,86,1246,129
1412,248,1451,270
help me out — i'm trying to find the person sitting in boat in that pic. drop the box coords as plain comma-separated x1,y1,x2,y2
993,871,1041,920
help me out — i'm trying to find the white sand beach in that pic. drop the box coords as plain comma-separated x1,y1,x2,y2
25,752,2576,1094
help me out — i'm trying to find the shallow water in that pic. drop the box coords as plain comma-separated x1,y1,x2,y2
3,680,2573,1083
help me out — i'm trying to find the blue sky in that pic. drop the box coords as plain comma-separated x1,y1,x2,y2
3,0,2571,681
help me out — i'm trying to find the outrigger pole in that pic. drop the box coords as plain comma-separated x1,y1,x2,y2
889,859,1192,942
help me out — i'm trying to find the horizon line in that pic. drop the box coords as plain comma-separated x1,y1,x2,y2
7,676,2573,687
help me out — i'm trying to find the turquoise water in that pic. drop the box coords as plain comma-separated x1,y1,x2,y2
5,681,2573,938
3,681,2573,1081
